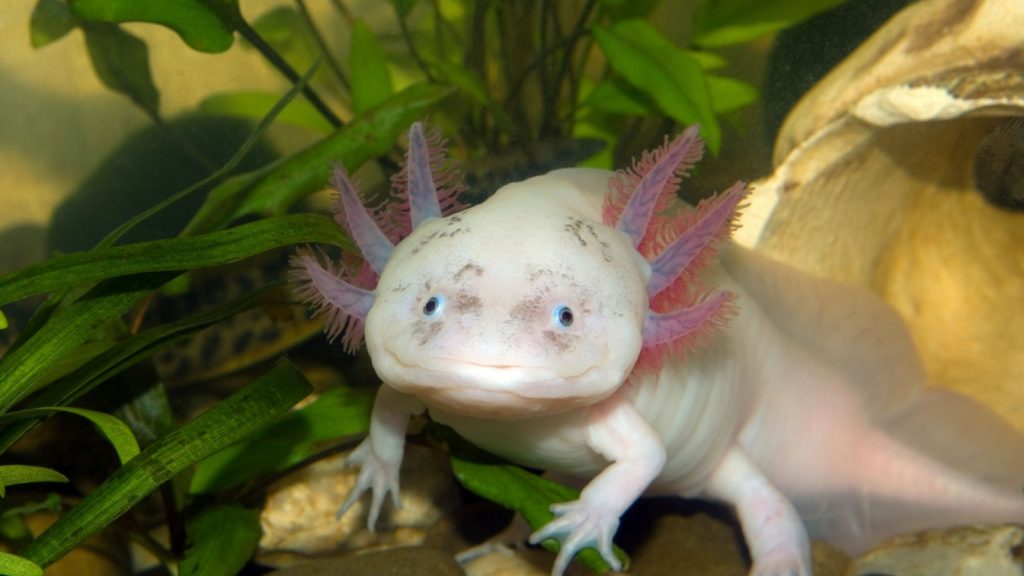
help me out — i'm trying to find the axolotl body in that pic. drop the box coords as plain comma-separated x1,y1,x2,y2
292,123,1024,576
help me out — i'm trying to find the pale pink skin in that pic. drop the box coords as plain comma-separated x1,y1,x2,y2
337,169,1024,576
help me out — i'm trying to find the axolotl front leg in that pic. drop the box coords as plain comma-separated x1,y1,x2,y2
530,393,667,575
337,385,424,528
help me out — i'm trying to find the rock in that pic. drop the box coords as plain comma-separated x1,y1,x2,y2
265,546,464,576
623,505,849,576
850,524,1024,576
257,443,459,567
736,0,1024,427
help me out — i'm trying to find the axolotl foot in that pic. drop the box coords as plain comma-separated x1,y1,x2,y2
529,498,623,576
336,438,402,530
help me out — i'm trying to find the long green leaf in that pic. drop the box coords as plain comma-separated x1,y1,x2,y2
190,385,373,494
693,0,847,47
0,272,175,412
0,283,284,455
180,505,261,576
20,361,312,568
0,214,347,306
27,284,284,413
593,20,719,152
0,408,139,464
0,552,43,576
183,83,454,234
0,466,68,498
70,0,236,53
350,19,394,114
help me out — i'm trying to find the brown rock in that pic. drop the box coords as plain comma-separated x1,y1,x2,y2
850,524,1024,576
258,443,459,566
266,546,464,576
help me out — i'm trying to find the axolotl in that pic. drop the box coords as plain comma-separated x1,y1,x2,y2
292,122,1024,576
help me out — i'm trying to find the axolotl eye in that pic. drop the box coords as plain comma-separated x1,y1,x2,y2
422,295,444,317
552,304,574,328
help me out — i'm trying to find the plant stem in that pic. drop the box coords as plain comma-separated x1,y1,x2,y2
235,19,343,129
396,10,435,82
294,0,350,91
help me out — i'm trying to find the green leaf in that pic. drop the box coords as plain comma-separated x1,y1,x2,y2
184,83,454,234
191,385,373,494
0,214,347,306
0,466,68,498
0,285,282,454
599,0,660,21
441,428,627,573
686,49,728,71
431,59,516,132
82,23,160,119
349,19,394,114
0,552,43,576
0,273,176,413
20,361,312,568
593,20,720,152
693,0,847,48
707,74,759,114
181,505,261,576
389,0,418,19
70,0,236,53
0,309,7,330
584,78,657,116
30,0,78,48
0,408,140,464
200,91,333,133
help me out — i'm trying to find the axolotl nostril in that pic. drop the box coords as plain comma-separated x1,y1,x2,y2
291,122,1024,576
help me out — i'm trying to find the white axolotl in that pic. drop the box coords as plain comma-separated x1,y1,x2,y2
292,122,1024,576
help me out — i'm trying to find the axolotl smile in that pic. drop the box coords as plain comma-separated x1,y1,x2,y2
364,175,650,418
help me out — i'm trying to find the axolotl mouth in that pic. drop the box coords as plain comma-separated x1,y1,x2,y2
374,354,625,419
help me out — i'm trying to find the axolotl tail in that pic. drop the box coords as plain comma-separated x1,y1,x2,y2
798,386,1024,554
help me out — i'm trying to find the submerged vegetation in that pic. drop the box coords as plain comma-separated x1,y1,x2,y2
1,0,848,573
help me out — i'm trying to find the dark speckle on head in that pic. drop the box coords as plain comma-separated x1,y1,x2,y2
452,262,484,282
453,292,482,315
412,230,441,254
564,217,587,247
544,330,577,353
391,282,411,294
509,293,544,326
438,227,469,239
413,319,443,346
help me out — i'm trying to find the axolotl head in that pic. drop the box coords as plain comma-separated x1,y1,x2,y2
365,174,650,418
292,122,744,420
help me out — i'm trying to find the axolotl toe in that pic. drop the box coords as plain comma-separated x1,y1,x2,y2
292,122,1024,576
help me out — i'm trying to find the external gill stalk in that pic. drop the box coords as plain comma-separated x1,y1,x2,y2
289,121,464,351
603,127,748,371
